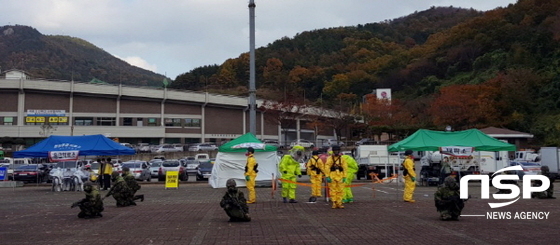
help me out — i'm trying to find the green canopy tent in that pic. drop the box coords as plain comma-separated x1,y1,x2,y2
388,129,516,152
210,133,279,188
218,133,277,152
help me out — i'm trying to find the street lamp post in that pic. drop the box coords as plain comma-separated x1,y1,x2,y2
248,0,257,135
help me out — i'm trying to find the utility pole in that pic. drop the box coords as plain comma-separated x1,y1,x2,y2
248,0,257,135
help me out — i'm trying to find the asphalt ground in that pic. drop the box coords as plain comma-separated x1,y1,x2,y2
1,174,559,245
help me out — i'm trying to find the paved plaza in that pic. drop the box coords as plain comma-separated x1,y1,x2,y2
1,177,558,245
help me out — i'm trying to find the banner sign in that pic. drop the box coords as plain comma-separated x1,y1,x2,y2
26,110,66,116
0,167,7,181
439,146,474,157
165,171,179,189
48,150,80,162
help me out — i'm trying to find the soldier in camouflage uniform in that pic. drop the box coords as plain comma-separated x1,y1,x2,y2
220,179,251,222
71,181,104,219
532,166,555,199
104,171,136,207
122,167,145,202
434,176,465,221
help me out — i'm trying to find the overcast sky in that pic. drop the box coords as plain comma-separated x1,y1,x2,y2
1,0,517,79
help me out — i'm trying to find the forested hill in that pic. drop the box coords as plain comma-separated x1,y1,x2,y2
171,6,484,101
172,0,560,146
0,25,167,87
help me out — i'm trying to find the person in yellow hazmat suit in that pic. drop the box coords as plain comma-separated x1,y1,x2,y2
324,145,348,209
402,150,417,203
279,145,304,203
306,150,324,202
244,147,258,204
342,154,358,203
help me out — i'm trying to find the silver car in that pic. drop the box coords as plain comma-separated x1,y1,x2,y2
188,143,218,151
121,161,151,181
149,159,163,178
184,159,200,174
158,160,188,181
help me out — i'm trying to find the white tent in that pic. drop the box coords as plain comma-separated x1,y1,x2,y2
208,133,280,188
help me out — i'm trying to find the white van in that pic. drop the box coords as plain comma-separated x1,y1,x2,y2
195,153,210,160
0,157,32,165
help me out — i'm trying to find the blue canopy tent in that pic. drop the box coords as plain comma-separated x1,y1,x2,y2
14,135,135,158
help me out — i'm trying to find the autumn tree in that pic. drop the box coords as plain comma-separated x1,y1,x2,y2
428,83,501,130
260,100,306,146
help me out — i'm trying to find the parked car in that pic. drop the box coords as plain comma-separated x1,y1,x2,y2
289,139,315,148
172,144,185,152
120,142,134,149
188,143,218,151
196,160,214,181
148,159,163,178
184,159,201,174
195,153,210,160
322,139,345,147
263,139,283,149
154,144,182,153
510,161,542,178
355,138,376,146
158,160,187,181
121,161,151,181
136,143,151,153
13,164,49,183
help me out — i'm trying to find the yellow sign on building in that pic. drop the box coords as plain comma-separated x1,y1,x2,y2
48,117,59,123
165,171,179,189
26,117,36,123
58,117,68,123
35,117,45,123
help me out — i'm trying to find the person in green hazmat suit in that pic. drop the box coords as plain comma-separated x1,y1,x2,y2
279,145,304,203
342,154,358,203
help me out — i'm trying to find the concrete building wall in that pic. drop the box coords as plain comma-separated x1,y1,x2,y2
0,91,18,111
120,99,160,114
205,107,244,135
73,95,116,113
24,92,70,111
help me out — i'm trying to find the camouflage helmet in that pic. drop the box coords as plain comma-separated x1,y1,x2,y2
122,167,130,172
444,176,458,189
226,178,237,188
331,145,341,151
111,171,120,180
83,181,94,192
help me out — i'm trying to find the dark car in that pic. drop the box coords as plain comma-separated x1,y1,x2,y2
196,160,214,181
13,164,49,183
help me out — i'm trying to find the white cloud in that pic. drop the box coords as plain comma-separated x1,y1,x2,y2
119,56,158,73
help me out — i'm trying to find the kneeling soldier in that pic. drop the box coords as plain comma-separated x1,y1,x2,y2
71,181,104,219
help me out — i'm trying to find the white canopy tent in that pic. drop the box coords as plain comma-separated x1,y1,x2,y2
208,133,280,188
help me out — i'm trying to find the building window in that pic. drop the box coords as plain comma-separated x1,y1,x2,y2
123,118,133,126
75,117,93,126
184,118,201,127
96,117,116,126
165,118,182,127
2,117,15,125
148,118,158,126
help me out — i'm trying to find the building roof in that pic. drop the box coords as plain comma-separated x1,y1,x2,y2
479,127,533,138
